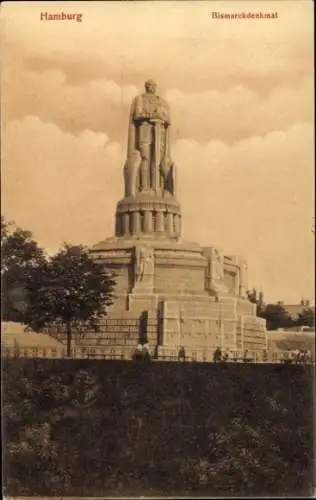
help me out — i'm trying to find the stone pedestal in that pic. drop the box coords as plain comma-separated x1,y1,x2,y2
128,293,159,313
89,235,267,358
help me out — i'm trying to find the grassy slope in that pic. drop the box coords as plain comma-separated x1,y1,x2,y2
3,358,314,497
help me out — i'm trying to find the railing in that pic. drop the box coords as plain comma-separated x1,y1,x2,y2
3,346,314,364
3,346,133,360
4,347,66,358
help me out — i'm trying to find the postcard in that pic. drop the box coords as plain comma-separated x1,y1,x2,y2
1,1,314,498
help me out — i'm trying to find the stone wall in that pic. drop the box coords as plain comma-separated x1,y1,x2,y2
236,315,267,352
154,265,205,294
237,298,256,316
107,264,132,294
161,297,237,351
44,290,267,360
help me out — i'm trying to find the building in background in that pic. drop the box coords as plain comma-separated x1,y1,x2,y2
282,299,314,320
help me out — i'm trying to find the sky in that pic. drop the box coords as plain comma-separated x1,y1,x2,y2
1,0,314,304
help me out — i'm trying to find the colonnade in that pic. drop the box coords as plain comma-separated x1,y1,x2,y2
115,210,181,238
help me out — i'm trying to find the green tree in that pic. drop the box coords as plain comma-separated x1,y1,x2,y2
23,244,116,356
296,308,315,328
262,303,295,331
1,215,8,242
1,218,46,321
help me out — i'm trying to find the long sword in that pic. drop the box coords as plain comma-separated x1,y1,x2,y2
154,120,162,191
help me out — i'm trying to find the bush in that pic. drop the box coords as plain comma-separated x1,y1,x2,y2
3,359,313,497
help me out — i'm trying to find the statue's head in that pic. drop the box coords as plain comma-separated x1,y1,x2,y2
145,79,157,94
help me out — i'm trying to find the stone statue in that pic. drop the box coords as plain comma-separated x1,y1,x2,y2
123,150,141,197
238,259,248,298
212,248,225,282
124,79,176,196
134,246,154,285
205,247,227,299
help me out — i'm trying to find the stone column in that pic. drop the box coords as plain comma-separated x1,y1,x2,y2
139,212,144,233
144,211,153,233
115,214,121,236
179,215,182,236
164,213,168,232
174,214,180,237
131,211,141,235
167,212,173,235
156,211,164,233
122,213,130,235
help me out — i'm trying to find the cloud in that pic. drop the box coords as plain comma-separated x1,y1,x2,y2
2,116,314,303
3,57,313,145
78,129,110,148
2,2,313,105
166,78,313,142
2,62,137,140
173,122,314,303
89,79,138,105
1,0,314,303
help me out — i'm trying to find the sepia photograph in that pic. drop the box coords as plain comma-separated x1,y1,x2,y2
1,0,315,498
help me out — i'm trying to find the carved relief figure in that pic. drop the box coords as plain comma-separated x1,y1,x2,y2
204,247,227,299
211,248,225,282
125,79,176,196
134,246,154,284
238,259,248,297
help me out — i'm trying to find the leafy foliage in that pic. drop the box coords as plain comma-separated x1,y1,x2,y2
23,244,116,355
246,289,298,330
1,218,116,355
1,218,46,321
3,359,313,497
296,308,315,328
263,303,295,330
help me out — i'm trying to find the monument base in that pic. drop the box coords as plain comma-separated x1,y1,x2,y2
73,235,268,360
